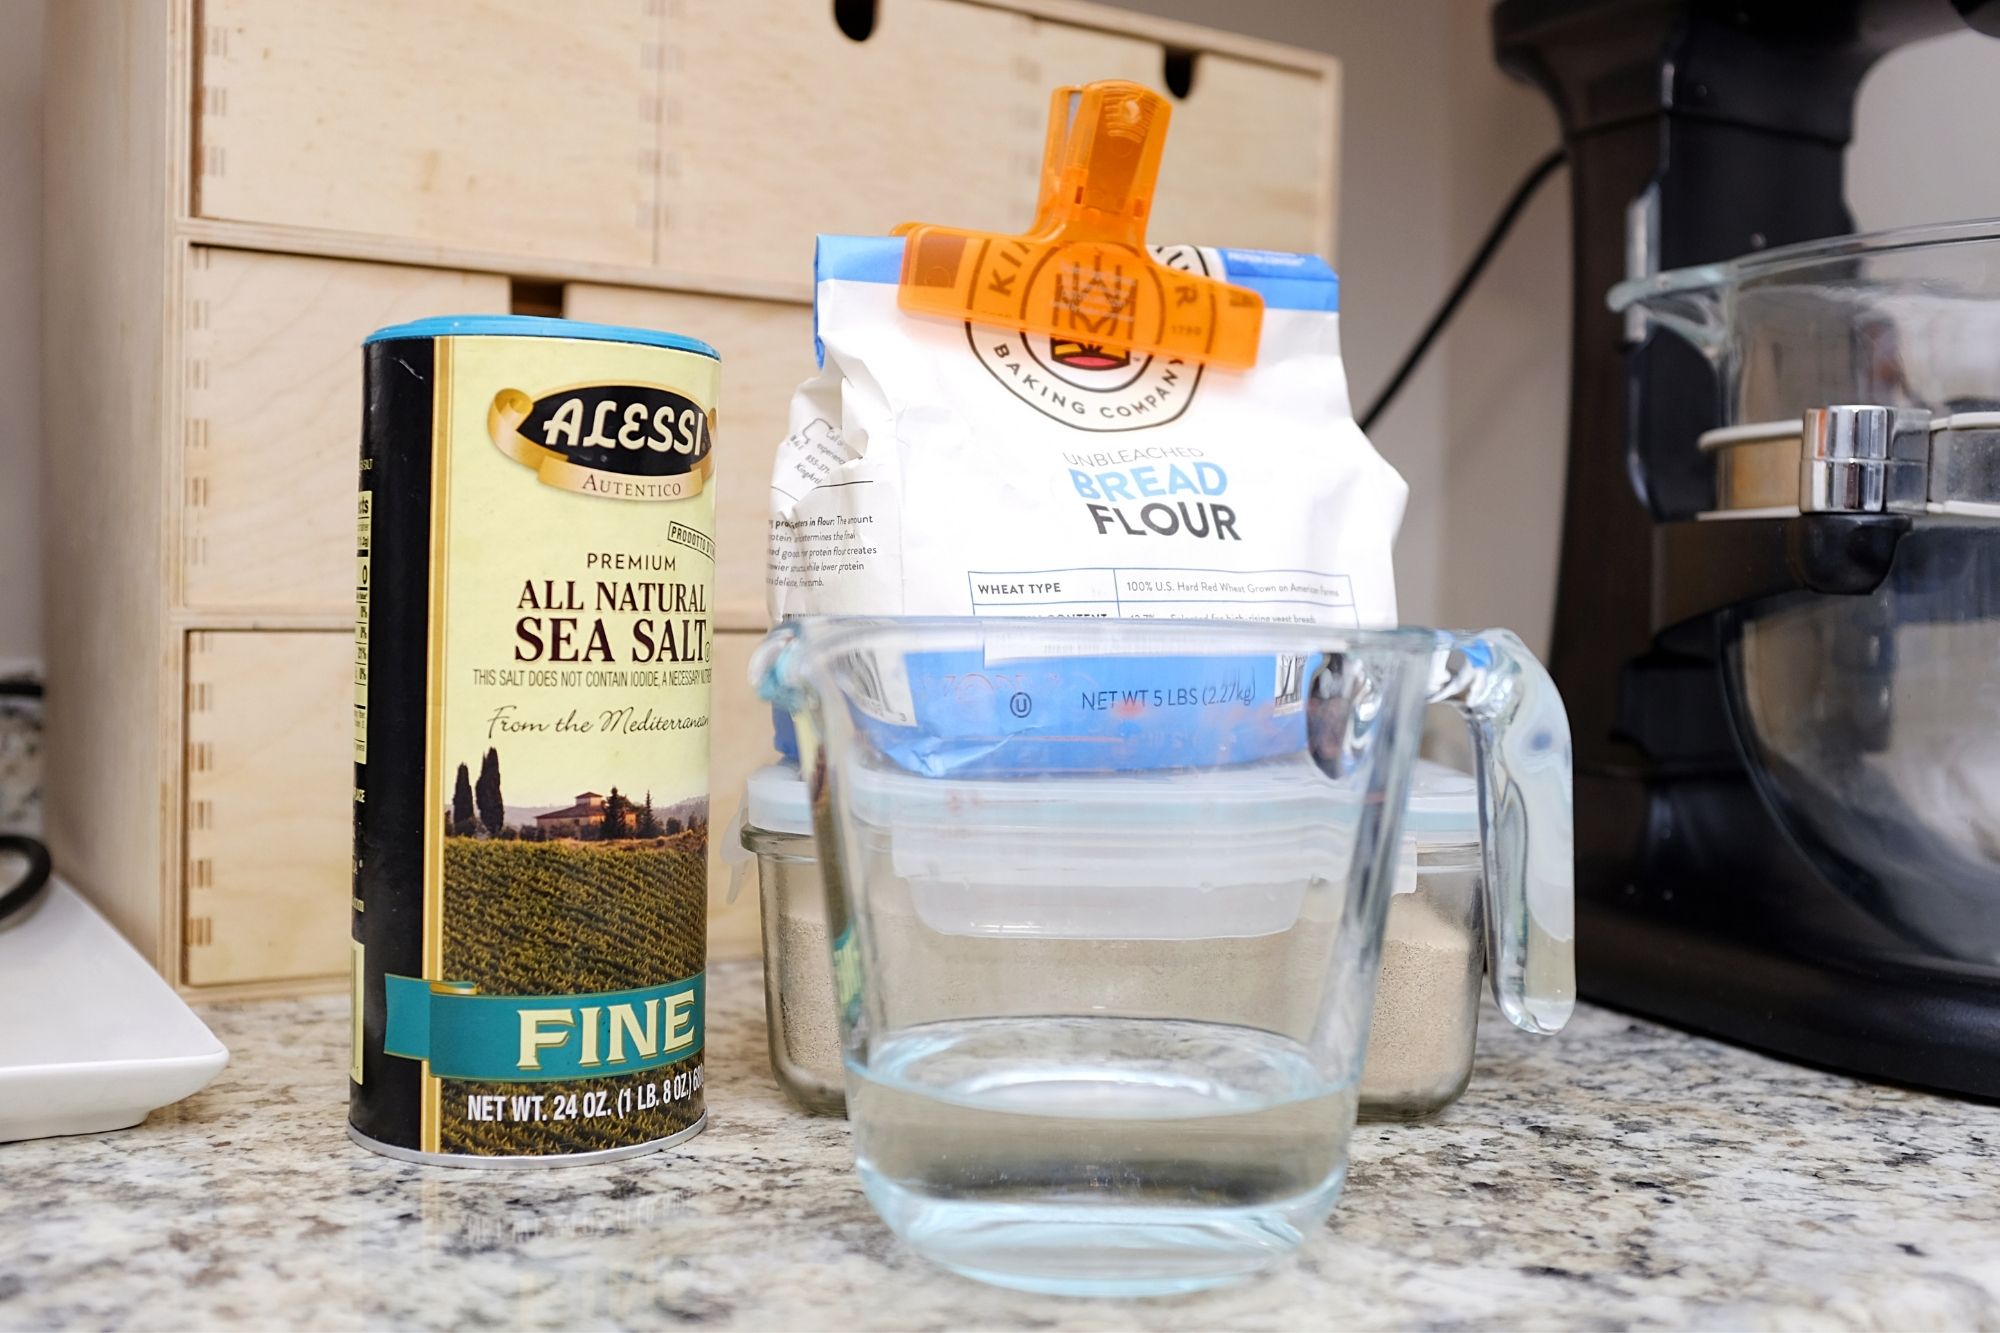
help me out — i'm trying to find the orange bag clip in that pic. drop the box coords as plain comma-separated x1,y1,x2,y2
894,81,1264,370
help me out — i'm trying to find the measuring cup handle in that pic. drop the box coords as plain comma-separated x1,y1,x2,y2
1432,629,1576,1036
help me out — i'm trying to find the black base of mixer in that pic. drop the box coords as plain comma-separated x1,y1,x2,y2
1576,771,2000,1101
1581,897,2000,1101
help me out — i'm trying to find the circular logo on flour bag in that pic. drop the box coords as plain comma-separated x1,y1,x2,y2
966,244,1209,433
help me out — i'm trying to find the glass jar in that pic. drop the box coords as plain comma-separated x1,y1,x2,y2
747,758,1495,1121
740,764,844,1113
1360,761,1485,1119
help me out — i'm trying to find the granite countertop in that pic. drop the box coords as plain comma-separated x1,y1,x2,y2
4,959,1998,1331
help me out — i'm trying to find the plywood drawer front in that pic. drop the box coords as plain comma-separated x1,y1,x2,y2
564,284,812,631
197,0,659,263
182,248,509,612
1150,56,1332,256
184,630,352,986
664,0,1038,289
709,628,776,960
1029,27,1334,256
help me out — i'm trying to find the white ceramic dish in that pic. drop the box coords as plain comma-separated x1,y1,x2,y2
0,878,229,1142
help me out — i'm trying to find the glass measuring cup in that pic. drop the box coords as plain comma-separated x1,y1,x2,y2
754,617,1573,1296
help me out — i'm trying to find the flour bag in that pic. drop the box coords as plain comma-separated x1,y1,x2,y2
764,80,1406,773
769,237,1405,627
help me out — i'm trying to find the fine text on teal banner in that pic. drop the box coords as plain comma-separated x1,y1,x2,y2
382,972,705,1082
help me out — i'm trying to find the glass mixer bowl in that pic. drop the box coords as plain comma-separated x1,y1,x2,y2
1612,218,2000,429
1728,528,2000,961
1613,220,2000,965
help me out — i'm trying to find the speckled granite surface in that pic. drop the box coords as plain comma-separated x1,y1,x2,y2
3,960,1998,1330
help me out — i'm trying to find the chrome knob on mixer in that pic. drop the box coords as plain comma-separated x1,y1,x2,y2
1697,405,2000,519
1799,404,1932,515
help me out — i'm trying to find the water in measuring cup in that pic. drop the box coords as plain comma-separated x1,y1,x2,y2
848,1015,1357,1296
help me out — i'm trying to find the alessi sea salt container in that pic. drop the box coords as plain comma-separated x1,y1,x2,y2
350,315,718,1167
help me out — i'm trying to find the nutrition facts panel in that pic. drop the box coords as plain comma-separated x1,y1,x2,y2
965,567,1358,624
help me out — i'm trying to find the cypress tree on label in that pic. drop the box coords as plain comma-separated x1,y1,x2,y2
602,787,631,841
476,747,505,837
452,762,474,834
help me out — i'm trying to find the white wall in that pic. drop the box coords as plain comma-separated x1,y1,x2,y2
1852,31,2000,231
1435,10,1566,646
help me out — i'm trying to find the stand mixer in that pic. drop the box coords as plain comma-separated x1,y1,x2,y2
1494,0,2000,1094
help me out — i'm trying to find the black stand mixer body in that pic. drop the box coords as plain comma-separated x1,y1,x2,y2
1494,0,2000,1094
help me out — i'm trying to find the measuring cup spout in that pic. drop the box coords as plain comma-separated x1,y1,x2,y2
1430,629,1576,1036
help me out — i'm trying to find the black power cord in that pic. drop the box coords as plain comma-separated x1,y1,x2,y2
1359,147,1568,435
0,834,50,924
0,678,47,922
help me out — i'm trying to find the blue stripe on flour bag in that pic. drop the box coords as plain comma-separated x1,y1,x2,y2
810,235,1340,365
844,650,1319,777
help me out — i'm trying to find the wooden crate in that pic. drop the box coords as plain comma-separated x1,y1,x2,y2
183,630,353,985
197,0,662,265
183,249,510,612
45,0,1341,994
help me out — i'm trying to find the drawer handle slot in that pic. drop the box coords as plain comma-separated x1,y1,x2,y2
835,0,876,43
509,278,566,319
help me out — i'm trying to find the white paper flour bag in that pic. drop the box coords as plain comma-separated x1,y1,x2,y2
769,237,1406,630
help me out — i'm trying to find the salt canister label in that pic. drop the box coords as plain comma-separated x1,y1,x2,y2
350,317,716,1166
